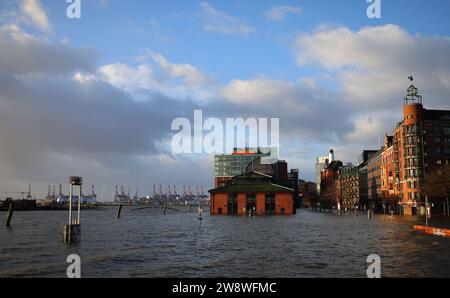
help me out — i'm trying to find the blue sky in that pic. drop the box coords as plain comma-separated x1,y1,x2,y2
36,0,450,81
1,0,450,197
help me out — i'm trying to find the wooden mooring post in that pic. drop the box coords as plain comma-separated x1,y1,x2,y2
116,204,123,219
5,202,13,227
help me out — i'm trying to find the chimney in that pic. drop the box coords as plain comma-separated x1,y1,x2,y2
329,149,335,163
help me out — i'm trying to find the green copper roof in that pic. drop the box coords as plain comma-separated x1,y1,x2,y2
209,183,293,194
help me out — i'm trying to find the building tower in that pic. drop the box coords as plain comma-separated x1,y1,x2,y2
394,77,426,214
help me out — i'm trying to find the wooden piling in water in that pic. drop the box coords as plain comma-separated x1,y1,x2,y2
5,203,13,227
163,204,167,215
116,204,123,219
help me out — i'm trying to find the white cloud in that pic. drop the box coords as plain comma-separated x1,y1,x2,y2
152,53,208,85
265,6,301,22
19,0,51,34
96,53,213,102
200,2,255,37
294,24,450,111
221,78,297,106
98,63,154,92
344,112,397,146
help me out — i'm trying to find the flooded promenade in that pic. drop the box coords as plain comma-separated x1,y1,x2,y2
1,208,449,278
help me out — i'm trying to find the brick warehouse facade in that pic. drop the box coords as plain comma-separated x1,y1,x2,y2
209,172,294,215
367,149,383,210
339,164,359,209
381,134,398,210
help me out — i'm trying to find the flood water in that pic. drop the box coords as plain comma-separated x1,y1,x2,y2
0,207,449,278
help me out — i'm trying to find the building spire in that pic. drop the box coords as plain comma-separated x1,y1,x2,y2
404,76,422,105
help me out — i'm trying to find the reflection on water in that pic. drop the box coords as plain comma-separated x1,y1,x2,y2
0,208,449,278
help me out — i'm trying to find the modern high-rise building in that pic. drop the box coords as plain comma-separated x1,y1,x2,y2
214,148,264,188
315,155,329,195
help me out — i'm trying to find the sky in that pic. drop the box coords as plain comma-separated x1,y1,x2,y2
1,0,450,200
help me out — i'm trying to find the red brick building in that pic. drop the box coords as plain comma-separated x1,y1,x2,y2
320,159,343,208
209,171,294,215
393,83,450,215
381,134,398,209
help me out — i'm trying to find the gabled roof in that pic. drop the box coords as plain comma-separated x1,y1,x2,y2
233,171,273,179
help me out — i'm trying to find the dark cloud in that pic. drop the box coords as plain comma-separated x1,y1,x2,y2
0,25,96,75
0,25,205,197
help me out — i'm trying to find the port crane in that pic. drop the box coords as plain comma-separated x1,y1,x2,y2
1,185,33,200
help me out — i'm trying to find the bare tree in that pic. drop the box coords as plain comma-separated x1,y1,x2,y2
422,164,450,216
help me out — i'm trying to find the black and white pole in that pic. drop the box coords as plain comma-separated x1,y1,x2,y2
64,176,82,244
